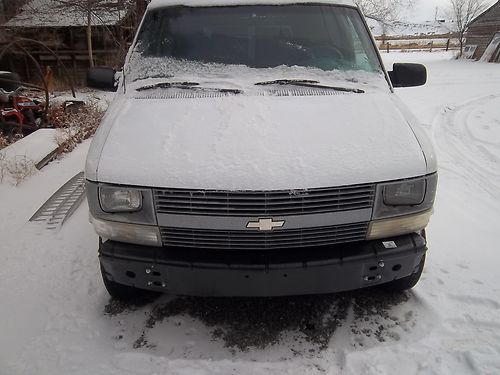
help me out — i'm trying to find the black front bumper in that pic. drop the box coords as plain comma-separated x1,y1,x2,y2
99,233,426,297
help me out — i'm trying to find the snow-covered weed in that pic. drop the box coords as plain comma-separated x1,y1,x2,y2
0,151,5,183
1,132,36,186
2,155,36,186
0,134,9,150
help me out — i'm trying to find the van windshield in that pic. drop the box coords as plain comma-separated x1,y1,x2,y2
133,5,382,74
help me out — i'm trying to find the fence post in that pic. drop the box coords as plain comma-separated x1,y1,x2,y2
387,43,390,53
446,39,450,51
430,41,433,52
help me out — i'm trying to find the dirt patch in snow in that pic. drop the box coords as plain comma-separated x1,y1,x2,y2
145,294,351,351
105,288,414,354
104,293,160,316
350,289,411,346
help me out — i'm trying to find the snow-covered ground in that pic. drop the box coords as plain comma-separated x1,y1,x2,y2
1,52,500,374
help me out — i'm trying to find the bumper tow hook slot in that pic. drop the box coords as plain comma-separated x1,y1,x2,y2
364,274,382,282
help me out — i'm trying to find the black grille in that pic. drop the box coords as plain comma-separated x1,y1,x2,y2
154,184,375,216
160,222,368,250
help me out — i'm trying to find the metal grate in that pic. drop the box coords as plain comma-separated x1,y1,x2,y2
29,172,86,229
154,184,375,216
160,222,368,250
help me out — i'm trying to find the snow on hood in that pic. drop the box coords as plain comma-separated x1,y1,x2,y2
88,91,426,190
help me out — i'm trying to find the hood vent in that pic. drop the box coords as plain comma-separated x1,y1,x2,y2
269,88,350,97
133,87,352,100
134,91,235,100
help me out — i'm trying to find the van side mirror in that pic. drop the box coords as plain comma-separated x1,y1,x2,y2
388,63,427,88
87,67,117,91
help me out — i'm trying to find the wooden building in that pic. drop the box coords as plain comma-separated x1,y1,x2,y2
465,0,500,62
0,0,147,85
0,1,30,23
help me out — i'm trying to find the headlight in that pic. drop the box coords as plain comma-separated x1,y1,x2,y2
383,179,426,206
99,186,143,213
373,174,437,220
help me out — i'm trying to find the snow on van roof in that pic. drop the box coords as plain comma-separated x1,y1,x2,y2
148,0,357,10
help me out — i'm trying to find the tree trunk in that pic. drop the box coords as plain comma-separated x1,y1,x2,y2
86,8,95,67
459,31,464,57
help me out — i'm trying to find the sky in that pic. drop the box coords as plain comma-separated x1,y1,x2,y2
410,0,452,21
409,0,497,21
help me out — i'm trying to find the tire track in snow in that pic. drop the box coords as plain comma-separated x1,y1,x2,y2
432,94,500,199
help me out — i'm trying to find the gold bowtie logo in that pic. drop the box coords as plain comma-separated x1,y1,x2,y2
246,218,285,231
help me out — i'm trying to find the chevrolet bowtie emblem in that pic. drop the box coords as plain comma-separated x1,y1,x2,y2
246,218,285,231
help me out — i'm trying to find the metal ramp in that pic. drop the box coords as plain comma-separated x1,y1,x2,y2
29,172,86,229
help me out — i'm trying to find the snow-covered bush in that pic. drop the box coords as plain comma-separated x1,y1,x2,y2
49,99,105,156
0,151,5,183
0,152,35,185
0,134,9,150
5,155,35,186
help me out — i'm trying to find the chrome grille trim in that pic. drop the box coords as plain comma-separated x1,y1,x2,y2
160,222,368,250
154,184,375,217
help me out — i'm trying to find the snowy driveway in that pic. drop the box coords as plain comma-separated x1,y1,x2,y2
1,52,500,375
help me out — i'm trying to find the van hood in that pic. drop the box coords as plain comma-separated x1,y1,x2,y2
88,92,427,190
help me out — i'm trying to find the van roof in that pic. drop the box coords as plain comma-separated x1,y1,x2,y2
148,0,358,11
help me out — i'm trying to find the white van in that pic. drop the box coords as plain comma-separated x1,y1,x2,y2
86,0,437,299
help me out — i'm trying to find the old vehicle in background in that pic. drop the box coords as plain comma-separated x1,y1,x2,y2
0,71,47,137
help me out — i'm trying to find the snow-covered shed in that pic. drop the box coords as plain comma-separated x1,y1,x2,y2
0,0,147,84
465,0,500,62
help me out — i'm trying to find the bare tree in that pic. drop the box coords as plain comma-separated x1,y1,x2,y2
0,0,5,23
0,0,30,23
53,0,148,67
449,0,488,56
51,0,133,67
354,0,415,24
53,0,114,67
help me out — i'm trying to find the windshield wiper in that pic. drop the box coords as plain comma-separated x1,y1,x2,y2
255,79,364,94
136,81,243,95
255,79,321,86
136,81,200,91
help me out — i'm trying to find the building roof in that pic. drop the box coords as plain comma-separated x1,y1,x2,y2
148,0,357,10
469,0,500,26
3,0,133,28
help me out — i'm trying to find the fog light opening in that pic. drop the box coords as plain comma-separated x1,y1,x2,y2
126,271,136,279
